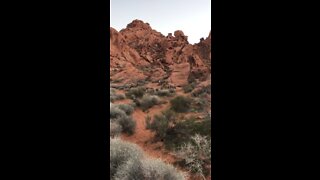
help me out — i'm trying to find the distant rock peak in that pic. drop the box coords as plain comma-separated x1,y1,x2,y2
126,19,152,30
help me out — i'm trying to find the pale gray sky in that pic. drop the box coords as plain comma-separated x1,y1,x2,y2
110,0,211,44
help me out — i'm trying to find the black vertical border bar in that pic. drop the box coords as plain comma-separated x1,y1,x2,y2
212,0,224,179
95,0,110,178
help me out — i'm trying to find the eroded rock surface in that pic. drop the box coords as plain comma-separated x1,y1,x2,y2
110,19,211,87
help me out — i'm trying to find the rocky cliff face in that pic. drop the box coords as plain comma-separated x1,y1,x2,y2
110,19,211,88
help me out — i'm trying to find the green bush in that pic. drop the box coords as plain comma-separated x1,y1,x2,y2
170,96,192,113
125,87,145,99
147,114,169,140
164,117,211,150
146,110,176,140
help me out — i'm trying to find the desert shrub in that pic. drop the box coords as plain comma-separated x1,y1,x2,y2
110,138,185,180
147,114,169,140
145,115,152,129
125,87,145,99
154,89,175,97
170,96,192,113
192,97,209,112
182,82,197,93
161,109,176,121
187,72,197,83
110,122,122,137
164,117,211,150
110,106,127,120
113,158,144,180
191,84,211,97
140,159,186,180
175,134,211,179
146,110,176,140
136,79,147,86
147,108,211,150
116,104,134,115
110,106,136,135
140,95,160,111
117,115,136,135
110,138,143,179
110,89,126,102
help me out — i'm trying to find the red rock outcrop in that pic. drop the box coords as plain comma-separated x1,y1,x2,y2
110,19,211,87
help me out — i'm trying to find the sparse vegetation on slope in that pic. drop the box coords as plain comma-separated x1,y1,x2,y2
110,103,136,135
110,19,212,179
110,138,185,180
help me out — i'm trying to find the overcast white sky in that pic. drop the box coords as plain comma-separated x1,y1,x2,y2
110,0,211,44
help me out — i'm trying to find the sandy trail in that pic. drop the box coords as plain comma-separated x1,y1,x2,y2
121,103,177,164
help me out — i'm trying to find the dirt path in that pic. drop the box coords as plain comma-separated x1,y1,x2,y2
121,103,177,164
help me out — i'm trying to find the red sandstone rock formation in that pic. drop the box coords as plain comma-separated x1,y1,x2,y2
110,19,211,87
